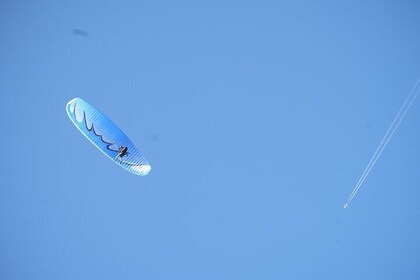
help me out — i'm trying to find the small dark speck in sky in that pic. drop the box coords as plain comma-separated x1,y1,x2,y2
72,29,89,38
146,133,158,142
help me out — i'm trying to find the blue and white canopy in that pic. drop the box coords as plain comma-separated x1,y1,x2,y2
66,97,151,176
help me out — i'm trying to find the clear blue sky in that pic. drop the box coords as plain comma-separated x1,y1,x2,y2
1,1,420,279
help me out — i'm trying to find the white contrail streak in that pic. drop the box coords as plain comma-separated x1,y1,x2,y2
344,78,420,209
346,78,420,205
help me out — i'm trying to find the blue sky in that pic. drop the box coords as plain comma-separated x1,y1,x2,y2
1,1,420,279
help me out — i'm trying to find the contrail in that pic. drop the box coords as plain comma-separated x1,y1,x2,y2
344,77,420,209
345,78,420,207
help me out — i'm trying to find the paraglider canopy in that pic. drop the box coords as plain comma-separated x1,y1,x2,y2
66,97,151,176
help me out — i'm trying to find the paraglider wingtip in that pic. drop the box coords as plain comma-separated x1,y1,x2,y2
66,97,79,108
129,164,152,176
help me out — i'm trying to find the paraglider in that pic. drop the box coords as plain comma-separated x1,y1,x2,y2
115,146,129,161
66,97,151,176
